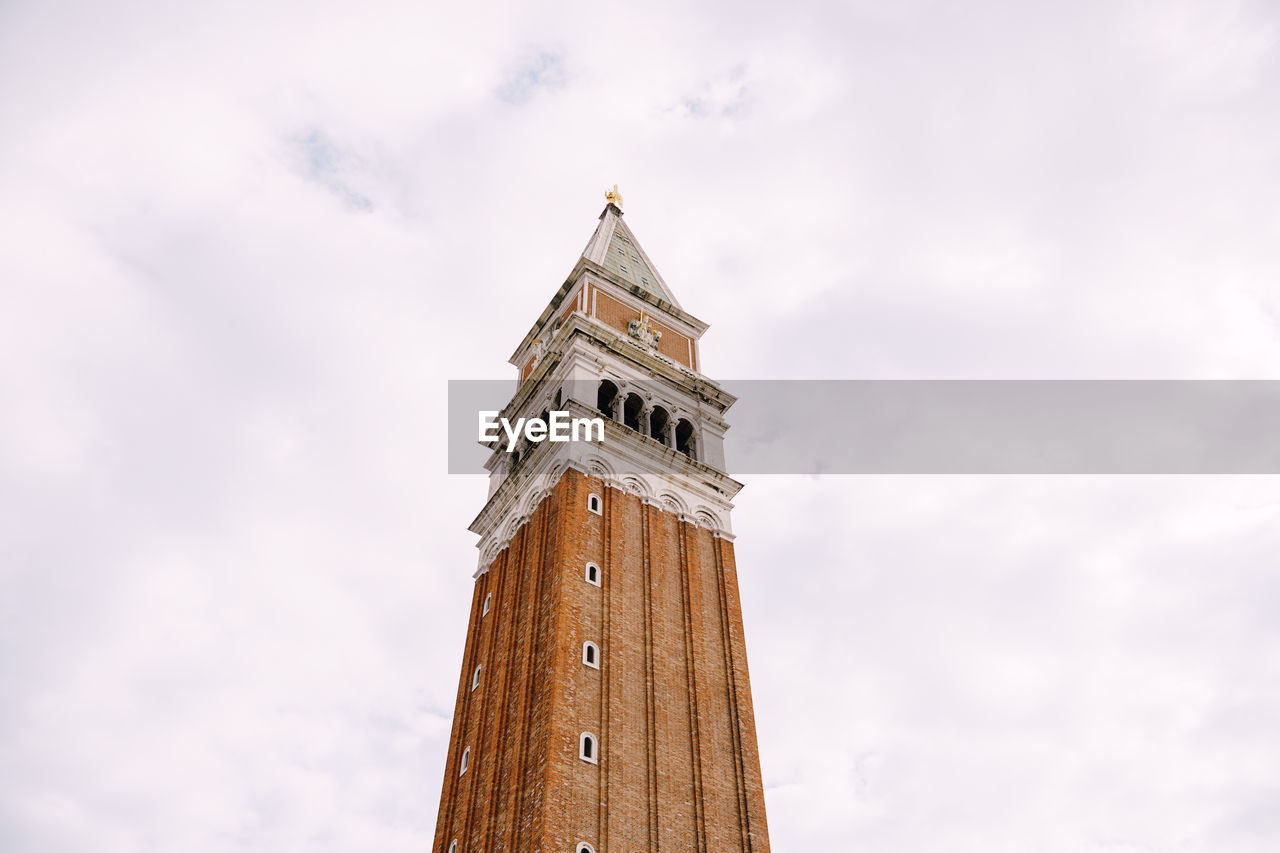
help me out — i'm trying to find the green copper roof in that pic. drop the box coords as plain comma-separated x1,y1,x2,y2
600,228,671,301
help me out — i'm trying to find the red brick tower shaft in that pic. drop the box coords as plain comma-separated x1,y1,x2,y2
434,199,770,853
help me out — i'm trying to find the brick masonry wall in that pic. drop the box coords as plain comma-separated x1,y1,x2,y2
591,290,695,371
433,468,769,852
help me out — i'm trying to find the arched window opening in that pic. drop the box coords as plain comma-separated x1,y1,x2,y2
649,406,670,445
482,592,491,616
448,840,457,853
585,563,601,586
577,844,596,853
622,393,643,432
587,494,602,515
460,746,470,775
675,419,696,461
583,641,599,668
472,665,481,691
579,732,598,763
597,380,619,419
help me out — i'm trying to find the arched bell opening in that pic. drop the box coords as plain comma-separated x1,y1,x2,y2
597,380,619,419
649,406,671,446
675,418,697,461
623,393,644,432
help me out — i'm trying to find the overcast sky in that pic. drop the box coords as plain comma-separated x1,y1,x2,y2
3,1,1280,851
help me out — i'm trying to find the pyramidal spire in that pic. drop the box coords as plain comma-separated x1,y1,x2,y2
579,186,682,309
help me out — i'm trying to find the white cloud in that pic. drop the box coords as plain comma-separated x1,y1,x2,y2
2,0,1279,850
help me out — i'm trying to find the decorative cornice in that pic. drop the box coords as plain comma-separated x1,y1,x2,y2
471,443,738,577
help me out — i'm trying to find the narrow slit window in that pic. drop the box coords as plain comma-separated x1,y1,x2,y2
448,841,457,853
471,664,481,691
588,494,602,515
482,592,491,616
460,746,470,775
583,641,599,669
579,732,598,764
585,563,600,587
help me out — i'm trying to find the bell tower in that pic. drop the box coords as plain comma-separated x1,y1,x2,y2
434,193,771,853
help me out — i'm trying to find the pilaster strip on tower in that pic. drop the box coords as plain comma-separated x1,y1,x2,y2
506,514,539,849
714,534,752,849
460,552,499,846
438,561,488,850
483,543,518,848
466,522,525,848
528,500,559,846
599,482,613,850
679,518,709,852
641,499,660,852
